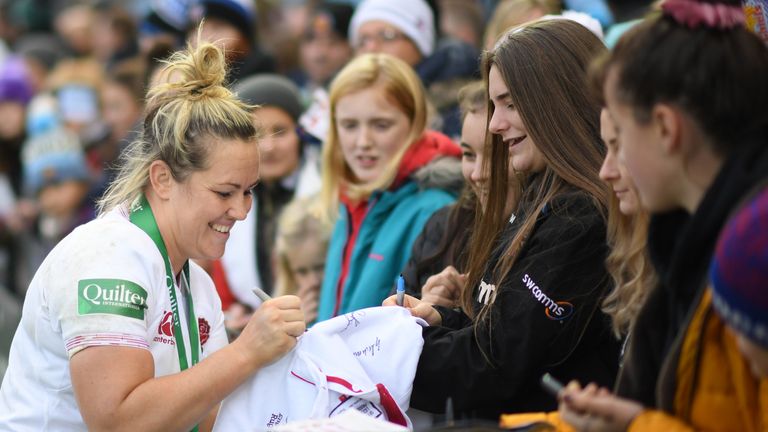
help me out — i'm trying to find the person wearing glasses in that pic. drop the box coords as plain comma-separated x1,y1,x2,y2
349,0,480,139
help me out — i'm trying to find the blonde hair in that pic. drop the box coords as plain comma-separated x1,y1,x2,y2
484,0,562,49
98,39,257,213
320,53,428,220
602,197,655,338
274,195,332,296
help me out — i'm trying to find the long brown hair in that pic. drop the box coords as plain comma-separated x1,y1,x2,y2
602,197,655,338
462,19,609,320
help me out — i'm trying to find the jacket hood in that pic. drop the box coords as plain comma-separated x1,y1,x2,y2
393,129,462,191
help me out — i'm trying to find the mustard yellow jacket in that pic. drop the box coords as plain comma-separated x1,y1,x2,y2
500,290,768,431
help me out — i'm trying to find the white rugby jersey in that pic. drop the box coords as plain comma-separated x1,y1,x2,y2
214,306,425,431
0,207,227,431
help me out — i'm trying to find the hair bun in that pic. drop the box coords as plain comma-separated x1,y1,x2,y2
149,41,231,103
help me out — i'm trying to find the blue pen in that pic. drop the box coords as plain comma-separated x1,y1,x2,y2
396,274,405,306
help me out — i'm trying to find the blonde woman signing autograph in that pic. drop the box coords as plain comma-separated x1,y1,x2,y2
0,41,304,431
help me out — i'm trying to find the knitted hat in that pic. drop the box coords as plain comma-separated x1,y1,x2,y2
710,187,768,348
22,127,90,196
349,0,435,57
0,57,34,106
234,74,304,122
306,2,354,40
192,0,255,41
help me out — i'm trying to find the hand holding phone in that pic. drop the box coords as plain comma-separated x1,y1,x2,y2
540,373,565,398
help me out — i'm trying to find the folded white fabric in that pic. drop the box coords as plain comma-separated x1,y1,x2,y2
213,307,426,431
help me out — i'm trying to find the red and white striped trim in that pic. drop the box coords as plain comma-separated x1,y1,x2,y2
65,333,149,354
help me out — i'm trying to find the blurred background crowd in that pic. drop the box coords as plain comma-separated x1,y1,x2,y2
0,0,661,378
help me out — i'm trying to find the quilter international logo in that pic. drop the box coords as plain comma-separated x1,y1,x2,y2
77,278,148,320
521,274,574,321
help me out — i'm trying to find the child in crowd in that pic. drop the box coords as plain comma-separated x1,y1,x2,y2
317,53,462,321
15,127,96,295
560,0,768,429
386,19,619,420
274,195,331,325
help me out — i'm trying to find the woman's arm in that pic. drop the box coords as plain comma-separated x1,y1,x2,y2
70,296,304,432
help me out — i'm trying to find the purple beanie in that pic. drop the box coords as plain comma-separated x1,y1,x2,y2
0,57,34,106
710,187,768,348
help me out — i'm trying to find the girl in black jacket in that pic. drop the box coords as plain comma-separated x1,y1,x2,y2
385,19,619,420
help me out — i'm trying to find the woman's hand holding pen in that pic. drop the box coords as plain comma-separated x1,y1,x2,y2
421,265,466,308
232,295,306,369
383,294,442,326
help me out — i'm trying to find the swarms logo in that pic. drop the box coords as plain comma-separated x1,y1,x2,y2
521,274,575,321
545,301,574,320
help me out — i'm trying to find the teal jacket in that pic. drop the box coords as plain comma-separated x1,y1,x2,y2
318,135,462,321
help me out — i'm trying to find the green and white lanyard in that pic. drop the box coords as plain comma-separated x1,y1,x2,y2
130,195,200,432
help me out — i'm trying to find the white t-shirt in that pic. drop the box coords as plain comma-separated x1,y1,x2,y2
0,206,228,431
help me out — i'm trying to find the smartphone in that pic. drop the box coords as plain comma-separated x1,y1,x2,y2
540,373,565,398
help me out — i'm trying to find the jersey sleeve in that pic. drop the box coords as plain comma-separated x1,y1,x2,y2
45,220,160,358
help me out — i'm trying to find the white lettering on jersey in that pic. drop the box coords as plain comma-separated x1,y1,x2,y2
477,280,497,305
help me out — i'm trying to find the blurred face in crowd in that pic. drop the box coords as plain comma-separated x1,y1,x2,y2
461,110,488,205
285,237,326,299
488,65,545,174
101,81,142,143
0,102,26,140
54,5,94,56
255,106,301,183
335,84,411,186
599,109,641,215
38,180,90,218
300,15,353,86
194,18,249,59
354,21,422,67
